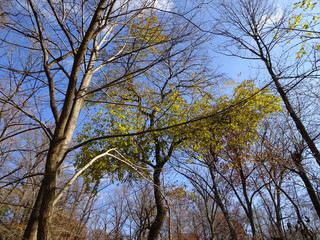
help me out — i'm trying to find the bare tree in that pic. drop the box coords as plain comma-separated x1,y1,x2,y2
179,161,242,240
212,0,320,220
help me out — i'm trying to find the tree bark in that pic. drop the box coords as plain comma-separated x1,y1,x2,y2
208,165,239,240
148,168,166,240
23,0,109,238
292,152,320,219
238,165,256,239
36,139,63,239
263,59,320,168
22,187,43,240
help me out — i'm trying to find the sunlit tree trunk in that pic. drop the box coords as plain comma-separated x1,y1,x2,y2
148,167,166,240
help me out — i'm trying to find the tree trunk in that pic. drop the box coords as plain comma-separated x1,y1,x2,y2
292,152,320,219
239,165,256,238
213,185,239,240
22,187,43,240
259,49,320,168
148,168,166,240
36,142,61,239
209,165,238,240
22,0,108,237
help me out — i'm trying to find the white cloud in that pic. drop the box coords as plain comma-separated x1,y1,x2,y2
114,0,174,13
152,0,174,10
260,6,284,28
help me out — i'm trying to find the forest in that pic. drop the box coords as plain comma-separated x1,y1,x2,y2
1,0,320,239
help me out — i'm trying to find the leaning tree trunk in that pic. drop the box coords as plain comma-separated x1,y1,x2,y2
23,138,66,239
292,151,320,219
148,167,166,240
256,37,320,168
36,139,65,239
22,187,43,240
21,0,109,238
208,164,239,240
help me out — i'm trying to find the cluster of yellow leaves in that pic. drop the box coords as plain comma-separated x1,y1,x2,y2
76,14,192,188
129,15,167,54
187,81,282,170
293,0,317,10
76,75,215,187
190,81,281,148
288,0,320,57
76,79,282,187
77,10,283,185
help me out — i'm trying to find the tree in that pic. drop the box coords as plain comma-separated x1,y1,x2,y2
180,162,245,240
76,69,215,239
178,80,281,239
212,0,320,220
71,6,215,239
